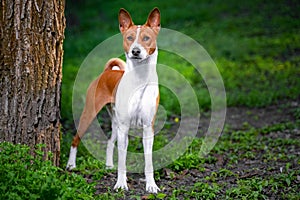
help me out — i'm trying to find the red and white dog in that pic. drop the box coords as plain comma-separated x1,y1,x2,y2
67,8,161,193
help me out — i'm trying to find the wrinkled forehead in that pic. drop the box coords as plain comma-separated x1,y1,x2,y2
123,25,157,36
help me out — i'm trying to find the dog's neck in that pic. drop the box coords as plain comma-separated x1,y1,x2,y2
125,47,158,80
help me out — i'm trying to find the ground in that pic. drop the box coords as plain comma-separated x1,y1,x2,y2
60,2,300,197
1,1,299,199
75,99,300,199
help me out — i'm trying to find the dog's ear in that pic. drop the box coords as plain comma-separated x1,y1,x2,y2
145,7,160,34
119,8,134,34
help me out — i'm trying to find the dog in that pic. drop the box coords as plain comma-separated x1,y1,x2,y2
66,8,161,193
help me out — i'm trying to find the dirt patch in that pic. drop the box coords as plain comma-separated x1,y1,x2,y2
198,100,299,133
224,100,298,130
88,99,300,199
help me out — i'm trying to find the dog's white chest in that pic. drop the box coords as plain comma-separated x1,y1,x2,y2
127,84,158,127
114,65,158,128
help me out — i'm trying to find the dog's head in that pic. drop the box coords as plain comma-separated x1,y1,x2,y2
119,8,160,60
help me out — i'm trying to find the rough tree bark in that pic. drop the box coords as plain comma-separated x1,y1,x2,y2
0,0,65,166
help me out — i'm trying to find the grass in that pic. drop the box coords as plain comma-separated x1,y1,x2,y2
62,0,300,120
60,0,299,198
0,142,96,200
3,120,298,199
2,0,300,199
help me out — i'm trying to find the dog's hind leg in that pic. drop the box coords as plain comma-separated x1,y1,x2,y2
66,69,124,170
66,77,108,170
105,112,117,169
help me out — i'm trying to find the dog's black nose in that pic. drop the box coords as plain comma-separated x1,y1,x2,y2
132,47,141,56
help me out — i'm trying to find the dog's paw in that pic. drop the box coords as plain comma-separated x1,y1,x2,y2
114,181,128,191
105,159,114,169
66,157,76,170
106,165,114,170
66,147,77,171
146,182,160,194
66,162,76,171
114,175,128,191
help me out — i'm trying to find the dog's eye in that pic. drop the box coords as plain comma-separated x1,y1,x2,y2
143,36,150,41
127,36,134,41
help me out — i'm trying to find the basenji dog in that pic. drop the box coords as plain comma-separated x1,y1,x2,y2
66,8,161,193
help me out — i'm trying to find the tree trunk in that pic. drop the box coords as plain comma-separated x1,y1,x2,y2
0,0,65,166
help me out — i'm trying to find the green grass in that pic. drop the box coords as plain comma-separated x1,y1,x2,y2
62,0,300,120
0,142,97,200
59,0,300,198
2,120,299,199
3,0,300,199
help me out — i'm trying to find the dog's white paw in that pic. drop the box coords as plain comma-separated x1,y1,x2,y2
105,159,114,169
114,175,128,191
66,146,77,171
146,182,160,194
114,181,128,191
66,162,76,171
105,165,114,170
66,158,76,171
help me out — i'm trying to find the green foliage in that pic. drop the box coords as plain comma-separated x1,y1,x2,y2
190,182,220,199
168,182,220,199
62,0,300,120
2,0,299,197
2,121,299,198
226,178,268,199
53,0,300,199
226,172,300,199
145,192,167,200
293,107,300,120
0,142,95,200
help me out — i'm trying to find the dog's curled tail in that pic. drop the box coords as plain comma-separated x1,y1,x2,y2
104,58,126,71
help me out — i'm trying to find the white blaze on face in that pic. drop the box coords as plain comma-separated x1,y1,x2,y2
133,26,141,46
128,26,148,60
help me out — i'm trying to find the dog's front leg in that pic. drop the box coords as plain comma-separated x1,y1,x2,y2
143,126,160,193
114,124,129,191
